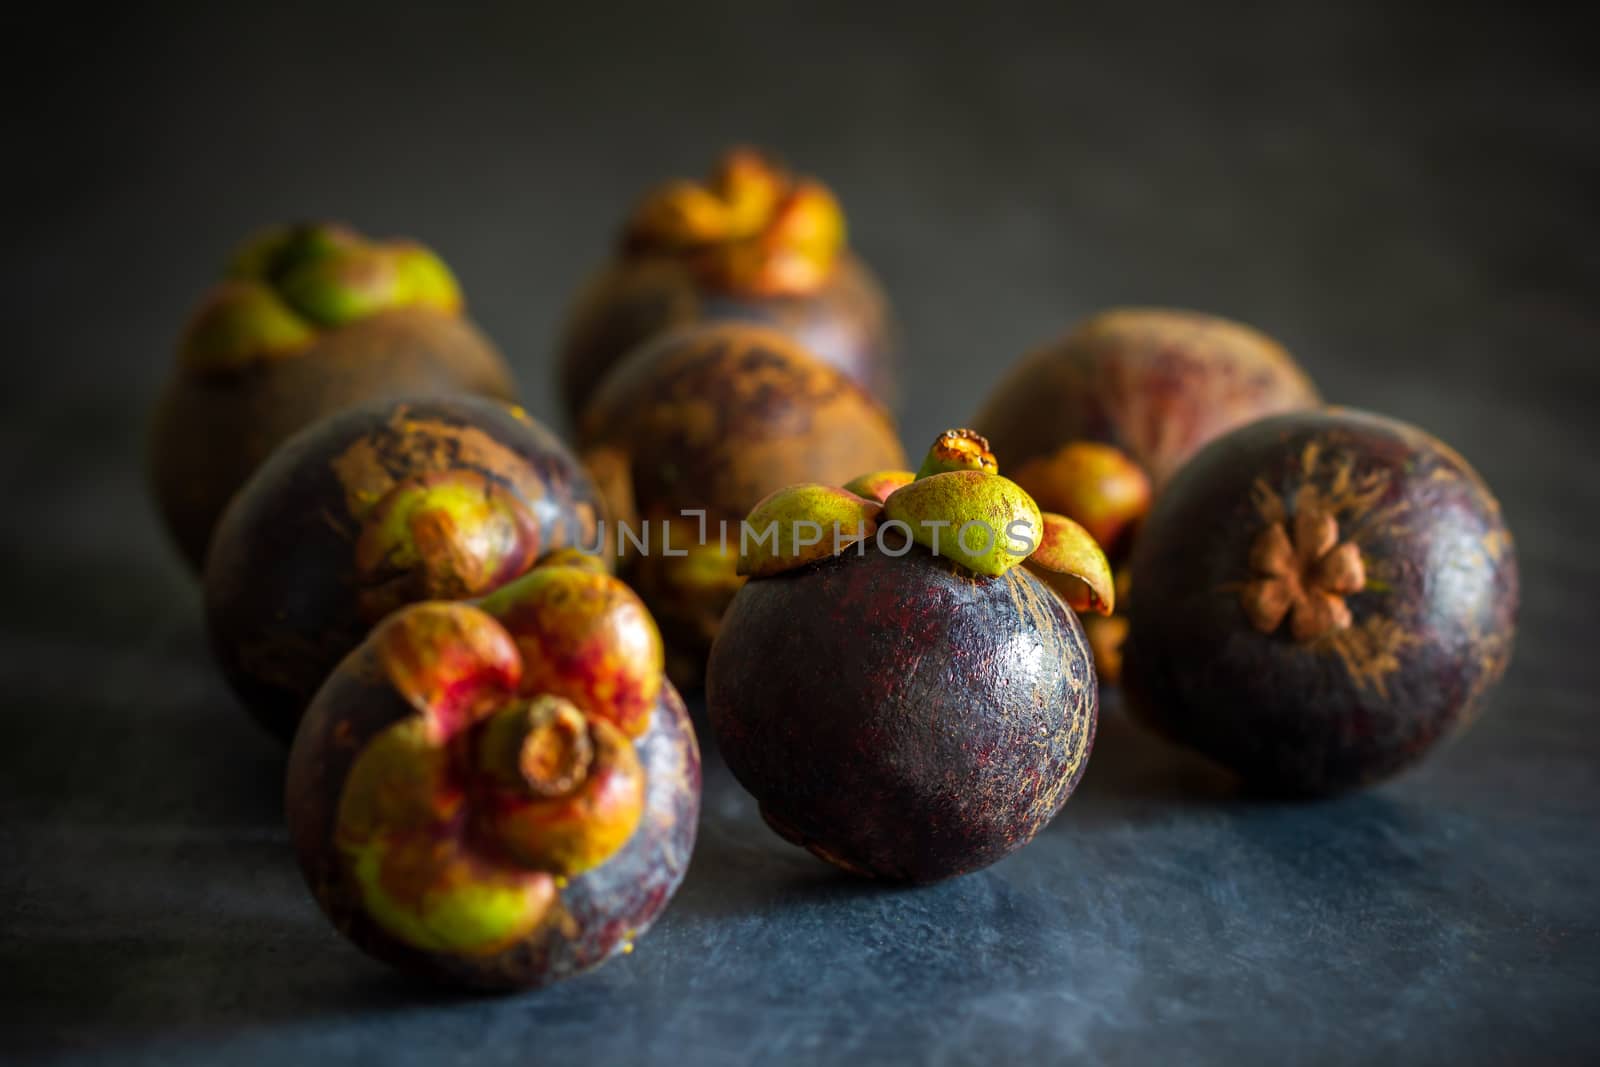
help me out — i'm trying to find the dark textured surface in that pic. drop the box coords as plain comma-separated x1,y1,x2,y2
3,2,1597,1063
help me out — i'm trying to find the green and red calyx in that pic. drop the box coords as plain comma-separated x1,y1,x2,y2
177,222,464,377
737,429,1117,615
353,471,543,625
622,147,846,297
477,560,665,739
332,555,662,958
738,484,881,578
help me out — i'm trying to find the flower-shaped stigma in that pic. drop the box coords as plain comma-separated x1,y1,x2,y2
1242,493,1366,642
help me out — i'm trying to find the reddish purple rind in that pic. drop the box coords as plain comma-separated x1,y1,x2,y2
150,307,516,570
205,396,601,741
287,655,700,991
970,308,1318,497
557,251,897,421
580,324,905,523
706,544,1097,883
1122,408,1519,796
577,323,907,686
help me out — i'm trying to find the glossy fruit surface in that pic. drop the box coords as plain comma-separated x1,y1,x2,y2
557,148,896,419
705,430,1107,881
206,396,600,740
709,545,1095,882
1123,408,1518,795
578,322,905,686
150,222,516,569
287,578,699,990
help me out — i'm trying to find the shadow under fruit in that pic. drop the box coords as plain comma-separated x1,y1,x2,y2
206,395,600,740
149,222,516,569
578,321,906,687
1123,408,1518,795
556,147,897,421
706,431,1111,882
286,560,699,990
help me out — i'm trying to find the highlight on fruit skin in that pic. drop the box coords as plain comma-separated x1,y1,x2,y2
286,581,700,990
1123,408,1518,796
149,221,516,570
707,428,1104,882
735,428,1114,613
576,322,906,688
556,147,898,420
205,395,602,741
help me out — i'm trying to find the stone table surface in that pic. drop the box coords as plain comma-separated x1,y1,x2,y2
4,2,1596,1063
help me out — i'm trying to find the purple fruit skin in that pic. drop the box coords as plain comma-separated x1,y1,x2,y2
708,544,1097,882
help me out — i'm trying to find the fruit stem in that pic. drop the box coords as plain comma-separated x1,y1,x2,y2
916,429,998,479
477,696,594,798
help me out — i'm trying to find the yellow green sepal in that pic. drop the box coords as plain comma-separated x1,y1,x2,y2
842,469,914,505
738,483,881,578
353,471,542,625
228,222,362,282
335,715,559,957
883,470,1041,577
345,833,557,957
177,280,317,374
1024,512,1117,615
737,429,1118,586
182,222,466,375
390,241,464,315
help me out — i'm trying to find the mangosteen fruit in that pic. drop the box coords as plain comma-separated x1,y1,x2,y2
971,307,1320,681
286,557,699,989
706,430,1114,881
149,222,517,569
578,321,906,687
1122,408,1518,795
556,147,897,420
205,395,601,740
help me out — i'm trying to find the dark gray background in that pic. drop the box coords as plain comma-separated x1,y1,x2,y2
4,2,1597,1063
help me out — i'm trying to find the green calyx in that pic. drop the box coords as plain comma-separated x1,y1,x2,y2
353,471,542,625
842,469,914,505
884,469,1042,577
178,222,463,376
1024,512,1117,615
741,429,1117,598
176,281,317,375
336,715,561,957
738,484,881,578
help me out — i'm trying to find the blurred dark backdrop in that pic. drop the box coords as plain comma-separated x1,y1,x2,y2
10,1,1597,433
3,3,1597,1063
9,0,1595,629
